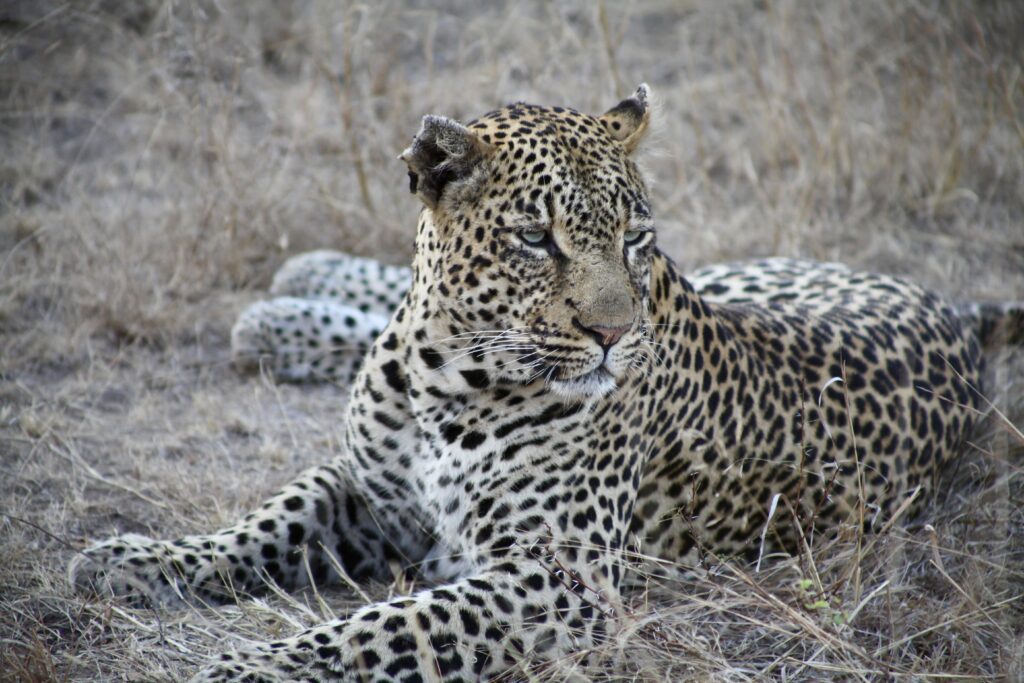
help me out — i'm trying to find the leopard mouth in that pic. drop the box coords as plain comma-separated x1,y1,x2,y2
548,365,617,398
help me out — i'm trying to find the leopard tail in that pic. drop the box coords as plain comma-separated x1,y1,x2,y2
957,300,1024,348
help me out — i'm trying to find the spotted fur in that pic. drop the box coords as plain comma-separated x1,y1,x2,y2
71,85,989,681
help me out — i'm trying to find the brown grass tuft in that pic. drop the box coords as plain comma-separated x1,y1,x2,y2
1,1,1022,679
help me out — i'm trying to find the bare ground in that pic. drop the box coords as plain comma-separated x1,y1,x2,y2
1,1,1023,680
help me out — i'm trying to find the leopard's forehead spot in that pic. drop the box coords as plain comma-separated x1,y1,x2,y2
468,104,616,158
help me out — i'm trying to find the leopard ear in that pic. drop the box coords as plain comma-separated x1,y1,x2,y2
399,115,493,210
599,83,651,154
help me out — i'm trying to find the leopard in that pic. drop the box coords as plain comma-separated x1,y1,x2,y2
70,84,1009,682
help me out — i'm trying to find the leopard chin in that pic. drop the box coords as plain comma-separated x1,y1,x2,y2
548,365,618,399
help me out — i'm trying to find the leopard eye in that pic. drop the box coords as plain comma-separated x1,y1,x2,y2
623,229,645,245
520,229,548,245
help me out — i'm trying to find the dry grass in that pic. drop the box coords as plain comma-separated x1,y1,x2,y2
1,0,1022,680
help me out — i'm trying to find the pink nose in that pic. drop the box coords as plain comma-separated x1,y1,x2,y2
575,320,631,350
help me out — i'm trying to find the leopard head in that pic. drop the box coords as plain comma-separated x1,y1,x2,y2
401,85,656,400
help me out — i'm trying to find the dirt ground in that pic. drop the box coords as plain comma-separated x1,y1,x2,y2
2,1,1023,680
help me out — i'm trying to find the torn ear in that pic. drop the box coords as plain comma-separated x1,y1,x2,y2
399,115,492,209
599,83,652,154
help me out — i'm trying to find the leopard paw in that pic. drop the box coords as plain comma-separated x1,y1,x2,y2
69,533,237,605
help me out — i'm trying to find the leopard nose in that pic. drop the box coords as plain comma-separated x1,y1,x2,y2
573,318,632,350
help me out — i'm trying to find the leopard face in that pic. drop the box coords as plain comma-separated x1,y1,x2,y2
402,89,657,398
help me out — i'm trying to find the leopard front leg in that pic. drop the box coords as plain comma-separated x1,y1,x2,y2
190,562,614,682
69,457,428,606
73,333,428,606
